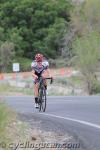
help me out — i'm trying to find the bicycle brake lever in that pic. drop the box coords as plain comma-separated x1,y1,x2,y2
50,77,53,84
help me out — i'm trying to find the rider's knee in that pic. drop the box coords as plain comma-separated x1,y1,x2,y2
34,83,39,88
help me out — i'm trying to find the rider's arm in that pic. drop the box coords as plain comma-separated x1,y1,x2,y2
32,70,38,79
31,61,38,79
42,60,52,78
46,68,52,78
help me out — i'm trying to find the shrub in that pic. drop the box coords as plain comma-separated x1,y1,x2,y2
91,82,100,94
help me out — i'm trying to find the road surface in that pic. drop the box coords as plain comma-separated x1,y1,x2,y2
1,96,100,150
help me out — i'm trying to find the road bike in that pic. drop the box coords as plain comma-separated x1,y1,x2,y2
38,77,53,112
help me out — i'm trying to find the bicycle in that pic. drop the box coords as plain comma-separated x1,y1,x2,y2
37,76,53,112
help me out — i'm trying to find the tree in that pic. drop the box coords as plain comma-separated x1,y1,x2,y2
71,0,100,35
0,0,73,72
73,32,100,94
0,0,72,59
0,42,15,72
71,0,100,94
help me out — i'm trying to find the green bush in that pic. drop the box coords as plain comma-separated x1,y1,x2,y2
92,82,100,94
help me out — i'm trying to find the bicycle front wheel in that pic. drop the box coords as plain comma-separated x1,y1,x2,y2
41,87,47,112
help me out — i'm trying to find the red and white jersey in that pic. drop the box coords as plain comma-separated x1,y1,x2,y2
31,60,49,74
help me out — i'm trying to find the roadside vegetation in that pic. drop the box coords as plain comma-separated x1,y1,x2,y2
1,0,100,148
0,102,10,139
0,83,33,95
0,74,85,96
71,0,100,94
0,0,72,72
0,101,16,149
0,100,72,150
0,0,100,95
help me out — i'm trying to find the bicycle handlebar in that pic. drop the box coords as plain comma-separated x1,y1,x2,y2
45,77,53,84
45,77,52,79
39,77,53,84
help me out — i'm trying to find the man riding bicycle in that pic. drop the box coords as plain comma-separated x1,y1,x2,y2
31,53,52,108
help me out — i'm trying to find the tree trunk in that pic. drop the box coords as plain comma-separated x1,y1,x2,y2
87,80,93,95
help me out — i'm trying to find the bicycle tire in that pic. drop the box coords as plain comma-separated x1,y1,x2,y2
38,86,46,112
41,87,46,112
38,88,42,112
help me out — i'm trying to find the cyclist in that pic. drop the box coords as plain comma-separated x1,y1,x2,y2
31,53,52,108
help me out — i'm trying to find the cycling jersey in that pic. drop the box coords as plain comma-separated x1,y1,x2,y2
31,60,49,78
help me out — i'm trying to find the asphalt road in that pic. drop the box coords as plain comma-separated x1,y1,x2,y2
1,96,100,150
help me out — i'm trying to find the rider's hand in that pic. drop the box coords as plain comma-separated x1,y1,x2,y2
34,75,38,80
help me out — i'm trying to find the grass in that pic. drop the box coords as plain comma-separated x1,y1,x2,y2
53,76,83,87
0,83,33,95
95,93,100,96
0,100,71,150
0,103,8,131
0,101,15,149
70,76,83,85
54,76,68,85
0,100,33,150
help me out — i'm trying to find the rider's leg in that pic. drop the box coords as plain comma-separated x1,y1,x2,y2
34,83,39,97
43,79,47,89
42,71,48,89
34,83,39,104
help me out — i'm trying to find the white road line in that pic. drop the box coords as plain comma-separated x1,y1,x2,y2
40,113,100,129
